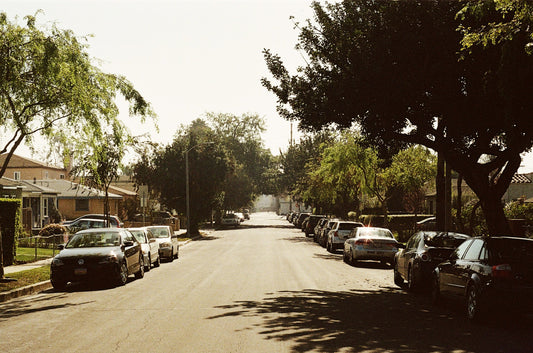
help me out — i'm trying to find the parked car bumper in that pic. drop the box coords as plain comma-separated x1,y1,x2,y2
353,247,397,262
51,262,120,283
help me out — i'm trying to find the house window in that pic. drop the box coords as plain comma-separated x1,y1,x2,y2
75,199,89,211
43,198,49,217
14,171,21,180
60,174,65,179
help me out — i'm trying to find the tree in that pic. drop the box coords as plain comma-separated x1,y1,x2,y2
133,119,228,235
206,112,277,201
70,128,128,226
0,12,154,179
263,0,533,235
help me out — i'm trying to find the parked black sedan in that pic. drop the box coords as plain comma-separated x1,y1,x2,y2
50,228,144,289
394,231,470,291
432,236,533,321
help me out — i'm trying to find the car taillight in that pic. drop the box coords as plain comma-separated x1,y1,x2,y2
334,231,339,237
419,252,431,262
355,239,370,246
492,264,512,279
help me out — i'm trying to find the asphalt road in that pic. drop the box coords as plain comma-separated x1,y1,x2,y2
0,212,532,353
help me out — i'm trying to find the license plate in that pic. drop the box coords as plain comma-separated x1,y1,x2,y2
74,268,87,275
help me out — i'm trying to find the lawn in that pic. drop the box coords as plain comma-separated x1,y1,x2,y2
0,266,50,293
15,247,56,263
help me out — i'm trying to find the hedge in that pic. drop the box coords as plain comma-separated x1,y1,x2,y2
0,198,23,266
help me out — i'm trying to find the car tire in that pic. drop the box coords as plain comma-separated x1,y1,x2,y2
175,247,179,259
154,255,160,267
350,249,357,266
116,262,128,286
169,249,174,262
394,262,404,288
135,256,144,279
145,254,151,272
466,284,482,321
407,266,417,292
51,279,67,290
343,250,348,263
327,241,333,253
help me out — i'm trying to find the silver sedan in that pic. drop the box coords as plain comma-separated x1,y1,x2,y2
343,227,401,267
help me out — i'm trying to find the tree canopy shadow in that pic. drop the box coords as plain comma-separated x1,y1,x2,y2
206,288,533,353
0,292,93,321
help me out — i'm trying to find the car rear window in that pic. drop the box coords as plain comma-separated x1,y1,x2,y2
489,238,533,264
338,223,362,231
357,228,393,238
425,234,468,248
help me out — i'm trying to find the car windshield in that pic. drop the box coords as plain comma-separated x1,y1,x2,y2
129,230,146,243
357,228,393,238
66,232,120,248
425,233,467,248
338,223,361,231
150,228,170,238
489,238,533,264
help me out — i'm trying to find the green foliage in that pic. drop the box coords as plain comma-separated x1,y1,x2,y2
0,265,50,292
263,0,533,234
505,201,533,222
38,224,67,237
0,12,155,179
0,198,23,267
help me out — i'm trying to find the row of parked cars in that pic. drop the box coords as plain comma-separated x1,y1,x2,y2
287,211,533,322
50,224,180,290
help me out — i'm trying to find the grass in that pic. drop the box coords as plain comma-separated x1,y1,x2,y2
0,266,50,293
15,247,56,264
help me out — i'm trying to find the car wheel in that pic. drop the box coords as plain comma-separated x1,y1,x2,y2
327,241,333,253
431,275,442,306
175,247,179,259
350,249,357,266
145,254,151,272
343,250,348,263
407,266,417,291
135,256,144,279
51,279,67,290
116,262,128,286
154,255,160,267
394,261,404,287
466,284,482,321
169,249,174,262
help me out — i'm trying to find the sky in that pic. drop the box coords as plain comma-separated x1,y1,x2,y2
2,0,533,173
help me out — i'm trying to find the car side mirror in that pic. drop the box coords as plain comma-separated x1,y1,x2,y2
149,238,156,243
57,244,65,250
171,234,178,239
124,240,134,247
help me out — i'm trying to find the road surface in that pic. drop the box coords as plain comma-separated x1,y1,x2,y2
0,212,531,352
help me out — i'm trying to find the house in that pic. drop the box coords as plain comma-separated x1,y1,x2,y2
0,153,67,181
0,177,59,233
425,172,533,214
31,179,123,221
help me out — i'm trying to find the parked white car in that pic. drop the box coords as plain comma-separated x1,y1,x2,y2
343,227,401,267
128,227,160,270
145,225,179,262
326,221,364,253
221,213,241,227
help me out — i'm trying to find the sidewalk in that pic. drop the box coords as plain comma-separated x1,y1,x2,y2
3,258,53,275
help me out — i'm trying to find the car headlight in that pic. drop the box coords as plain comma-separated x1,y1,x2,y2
52,258,64,266
98,254,118,264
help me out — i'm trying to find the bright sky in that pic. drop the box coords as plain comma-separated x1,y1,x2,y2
2,0,533,173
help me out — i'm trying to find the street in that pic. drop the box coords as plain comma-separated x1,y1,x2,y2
0,212,532,353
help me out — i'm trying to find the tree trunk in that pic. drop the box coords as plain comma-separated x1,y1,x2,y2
0,229,4,279
478,191,510,235
456,174,464,232
436,153,445,231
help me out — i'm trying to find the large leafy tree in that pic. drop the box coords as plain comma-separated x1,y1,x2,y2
0,12,154,179
263,0,533,235
133,119,228,235
206,112,277,206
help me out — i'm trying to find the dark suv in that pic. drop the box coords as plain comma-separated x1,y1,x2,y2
304,215,326,237
432,236,533,321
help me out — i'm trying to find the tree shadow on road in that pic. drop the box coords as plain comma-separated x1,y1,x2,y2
0,292,93,321
206,288,533,353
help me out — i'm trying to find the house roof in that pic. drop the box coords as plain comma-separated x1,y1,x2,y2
512,173,532,184
1,177,59,195
0,153,65,171
108,184,137,196
29,179,122,199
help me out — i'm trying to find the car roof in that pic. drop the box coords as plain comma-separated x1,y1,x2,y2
75,227,123,234
419,231,470,239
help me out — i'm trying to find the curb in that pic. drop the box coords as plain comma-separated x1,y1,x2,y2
0,280,52,303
